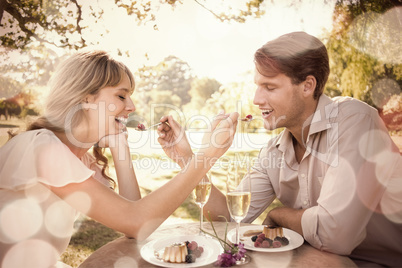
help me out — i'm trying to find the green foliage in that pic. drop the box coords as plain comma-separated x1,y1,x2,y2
0,75,24,98
133,55,194,124
326,0,402,108
195,72,263,132
0,45,62,87
182,77,221,116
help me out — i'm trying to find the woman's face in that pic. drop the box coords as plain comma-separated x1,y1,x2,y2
86,74,135,141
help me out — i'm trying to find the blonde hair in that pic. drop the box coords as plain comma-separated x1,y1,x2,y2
28,51,135,188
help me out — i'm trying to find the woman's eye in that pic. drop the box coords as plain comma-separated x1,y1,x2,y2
118,95,126,100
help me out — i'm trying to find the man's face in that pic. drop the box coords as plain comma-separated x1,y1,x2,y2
253,68,305,131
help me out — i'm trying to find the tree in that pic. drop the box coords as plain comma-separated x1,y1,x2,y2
131,55,194,125
0,0,265,50
0,74,23,98
325,0,402,108
183,77,221,112
195,71,263,132
0,44,62,86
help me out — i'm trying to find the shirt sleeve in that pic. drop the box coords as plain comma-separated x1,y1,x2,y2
0,130,94,190
301,111,401,255
242,146,277,223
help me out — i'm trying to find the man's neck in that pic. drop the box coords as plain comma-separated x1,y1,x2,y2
288,96,320,162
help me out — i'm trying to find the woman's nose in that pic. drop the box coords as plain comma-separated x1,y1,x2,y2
126,98,135,112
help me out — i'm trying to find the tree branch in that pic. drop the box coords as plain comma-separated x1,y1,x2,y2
70,0,86,47
0,0,6,24
193,0,224,22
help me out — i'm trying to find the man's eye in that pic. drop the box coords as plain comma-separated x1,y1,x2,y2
119,95,126,100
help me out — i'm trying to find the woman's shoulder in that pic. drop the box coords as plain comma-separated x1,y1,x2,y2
1,129,60,153
0,128,94,190
10,128,59,143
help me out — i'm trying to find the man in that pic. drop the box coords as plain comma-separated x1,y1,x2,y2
204,31,402,267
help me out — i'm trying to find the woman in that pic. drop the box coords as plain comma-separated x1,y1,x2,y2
0,51,238,267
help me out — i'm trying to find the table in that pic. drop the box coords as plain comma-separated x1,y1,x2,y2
79,222,357,267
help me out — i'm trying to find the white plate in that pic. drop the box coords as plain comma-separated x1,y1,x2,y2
228,226,304,252
140,235,223,267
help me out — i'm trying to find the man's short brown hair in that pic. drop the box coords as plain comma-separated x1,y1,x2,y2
254,31,329,99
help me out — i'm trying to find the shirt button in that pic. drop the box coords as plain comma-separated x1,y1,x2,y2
301,174,306,178
303,200,308,205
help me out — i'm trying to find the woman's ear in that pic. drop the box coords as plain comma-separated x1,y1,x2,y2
303,75,317,97
82,95,96,110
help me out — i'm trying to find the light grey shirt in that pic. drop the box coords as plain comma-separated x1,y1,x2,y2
242,94,402,267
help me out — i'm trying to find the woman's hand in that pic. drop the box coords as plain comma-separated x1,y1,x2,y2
157,115,193,168
198,111,239,166
97,128,128,149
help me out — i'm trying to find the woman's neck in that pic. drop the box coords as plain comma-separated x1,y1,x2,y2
53,131,93,158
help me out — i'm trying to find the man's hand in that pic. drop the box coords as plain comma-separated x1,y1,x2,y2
263,207,306,236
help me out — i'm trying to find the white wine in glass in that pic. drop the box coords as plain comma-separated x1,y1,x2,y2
226,160,251,265
226,192,251,222
193,172,211,236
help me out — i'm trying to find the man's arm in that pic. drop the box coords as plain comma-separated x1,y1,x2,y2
204,145,278,223
299,108,400,255
203,184,230,221
263,207,306,236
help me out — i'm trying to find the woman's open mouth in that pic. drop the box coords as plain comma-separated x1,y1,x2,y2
115,116,127,127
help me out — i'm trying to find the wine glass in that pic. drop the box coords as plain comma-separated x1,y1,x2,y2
226,160,251,264
193,171,212,236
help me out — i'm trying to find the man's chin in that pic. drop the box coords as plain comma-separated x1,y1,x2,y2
263,121,279,131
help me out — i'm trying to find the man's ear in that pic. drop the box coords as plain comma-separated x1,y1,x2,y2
303,75,316,97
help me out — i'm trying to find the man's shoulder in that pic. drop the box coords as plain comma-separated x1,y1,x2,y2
331,96,377,116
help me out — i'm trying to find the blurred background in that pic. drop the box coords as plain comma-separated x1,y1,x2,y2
1,0,401,139
1,0,401,266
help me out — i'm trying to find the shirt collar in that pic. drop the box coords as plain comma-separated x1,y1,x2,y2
307,94,335,136
276,94,336,150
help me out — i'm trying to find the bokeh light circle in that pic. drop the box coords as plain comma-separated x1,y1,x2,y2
0,199,43,243
45,200,75,238
114,256,138,268
2,239,59,268
371,78,401,108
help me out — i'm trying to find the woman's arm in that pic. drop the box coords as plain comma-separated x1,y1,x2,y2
109,133,141,201
98,130,141,201
49,112,239,240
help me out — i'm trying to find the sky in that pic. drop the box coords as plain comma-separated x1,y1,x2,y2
85,0,336,84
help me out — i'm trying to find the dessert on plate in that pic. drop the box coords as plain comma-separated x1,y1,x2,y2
161,240,204,264
247,225,290,249
163,242,188,263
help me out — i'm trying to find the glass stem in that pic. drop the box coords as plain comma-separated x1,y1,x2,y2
199,205,203,235
236,221,240,244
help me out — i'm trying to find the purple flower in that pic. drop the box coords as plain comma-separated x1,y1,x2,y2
204,215,248,267
231,243,246,261
216,252,236,267
238,243,247,256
